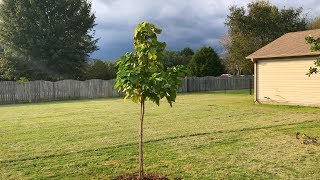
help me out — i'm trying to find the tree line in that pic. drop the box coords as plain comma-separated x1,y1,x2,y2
0,0,320,81
88,46,225,80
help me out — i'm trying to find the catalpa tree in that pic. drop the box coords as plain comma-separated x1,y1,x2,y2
115,22,185,179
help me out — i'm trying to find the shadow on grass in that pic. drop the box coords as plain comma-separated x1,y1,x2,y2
0,119,316,164
0,96,123,108
0,89,252,107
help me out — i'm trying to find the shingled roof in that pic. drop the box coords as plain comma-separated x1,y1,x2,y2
246,29,320,60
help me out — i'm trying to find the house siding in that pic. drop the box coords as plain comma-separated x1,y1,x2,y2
256,56,320,106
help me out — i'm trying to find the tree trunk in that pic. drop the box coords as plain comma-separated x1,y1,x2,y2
138,97,145,179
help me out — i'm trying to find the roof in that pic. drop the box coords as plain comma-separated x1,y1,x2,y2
246,29,320,60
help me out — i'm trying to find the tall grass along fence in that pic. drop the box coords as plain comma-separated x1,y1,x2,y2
0,76,253,104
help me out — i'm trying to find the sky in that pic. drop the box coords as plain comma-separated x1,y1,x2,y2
89,0,320,60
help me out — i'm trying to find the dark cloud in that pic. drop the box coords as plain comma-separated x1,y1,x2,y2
90,0,320,60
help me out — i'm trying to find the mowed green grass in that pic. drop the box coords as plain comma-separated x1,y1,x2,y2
0,90,320,179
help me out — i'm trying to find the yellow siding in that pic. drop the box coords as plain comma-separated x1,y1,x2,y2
256,56,320,106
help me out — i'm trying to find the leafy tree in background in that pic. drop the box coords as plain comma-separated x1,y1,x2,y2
219,34,239,75
105,61,117,80
85,59,106,79
161,48,193,67
225,0,307,75
308,17,320,29
189,46,224,77
180,47,194,57
306,36,320,76
115,22,185,179
85,60,116,80
0,0,98,80
162,50,182,67
161,47,194,76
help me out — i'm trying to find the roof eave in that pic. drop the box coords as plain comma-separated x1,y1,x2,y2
246,53,320,61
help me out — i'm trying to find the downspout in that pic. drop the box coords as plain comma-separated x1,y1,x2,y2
252,58,258,103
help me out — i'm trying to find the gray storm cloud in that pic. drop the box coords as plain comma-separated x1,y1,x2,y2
90,0,320,60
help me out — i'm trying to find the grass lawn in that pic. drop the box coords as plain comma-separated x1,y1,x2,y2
0,90,319,179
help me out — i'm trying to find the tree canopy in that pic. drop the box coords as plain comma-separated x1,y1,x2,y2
189,46,224,77
225,0,307,75
85,60,117,80
161,48,194,68
308,17,320,30
180,47,194,57
0,0,98,80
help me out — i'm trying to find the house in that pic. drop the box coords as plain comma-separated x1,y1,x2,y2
246,29,320,106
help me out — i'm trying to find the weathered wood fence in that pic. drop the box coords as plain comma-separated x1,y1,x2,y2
0,76,253,104
178,76,253,93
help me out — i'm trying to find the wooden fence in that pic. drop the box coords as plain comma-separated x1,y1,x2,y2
178,76,253,92
0,76,253,104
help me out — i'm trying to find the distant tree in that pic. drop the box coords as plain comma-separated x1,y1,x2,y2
225,0,307,75
85,60,117,80
105,61,117,80
180,47,194,56
161,50,181,67
189,46,224,77
308,17,320,29
115,22,185,179
306,36,320,76
85,60,107,79
219,34,239,75
162,50,189,67
0,0,98,80
0,52,13,80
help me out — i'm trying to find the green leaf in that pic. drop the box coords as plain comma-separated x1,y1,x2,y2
131,94,139,103
124,93,130,102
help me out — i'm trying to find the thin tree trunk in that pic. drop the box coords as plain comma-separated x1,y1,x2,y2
138,97,145,179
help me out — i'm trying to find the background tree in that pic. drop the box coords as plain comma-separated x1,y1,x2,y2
180,47,194,57
85,60,116,80
306,36,320,76
115,22,185,179
161,50,183,67
225,0,307,75
189,46,224,77
105,61,117,80
161,47,194,68
308,17,320,29
0,0,98,80
85,59,106,80
219,34,240,75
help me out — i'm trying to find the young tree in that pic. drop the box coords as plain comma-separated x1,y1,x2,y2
225,1,307,74
189,46,224,77
306,36,320,76
115,22,185,179
0,0,98,80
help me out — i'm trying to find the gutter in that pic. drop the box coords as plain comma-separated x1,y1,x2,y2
246,53,320,61
252,58,258,103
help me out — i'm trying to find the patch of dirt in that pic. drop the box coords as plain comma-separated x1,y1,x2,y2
114,173,169,180
296,132,319,145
